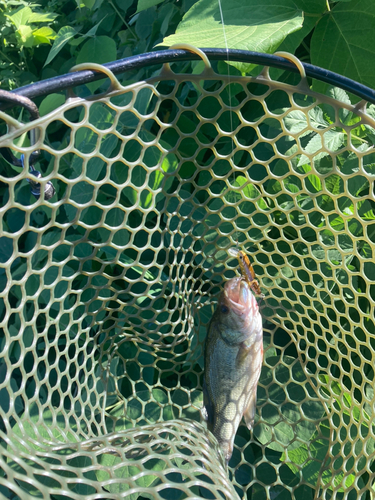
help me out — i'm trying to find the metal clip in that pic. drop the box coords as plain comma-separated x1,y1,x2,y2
0,89,56,200
21,154,56,200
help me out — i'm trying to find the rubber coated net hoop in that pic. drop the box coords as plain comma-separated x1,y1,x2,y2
0,52,375,499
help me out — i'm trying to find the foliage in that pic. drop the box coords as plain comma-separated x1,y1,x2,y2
1,0,375,94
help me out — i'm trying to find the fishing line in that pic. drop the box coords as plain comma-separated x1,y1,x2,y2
217,0,239,247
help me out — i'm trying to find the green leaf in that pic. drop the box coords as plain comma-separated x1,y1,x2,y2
323,129,345,152
311,0,375,94
6,7,33,28
255,356,325,452
306,174,322,192
84,18,105,37
82,0,96,8
283,420,369,492
0,237,13,263
298,129,345,167
293,0,326,14
11,401,79,449
160,0,303,56
96,455,166,495
17,24,34,46
44,26,77,66
308,106,330,129
270,14,316,75
136,0,165,13
28,11,58,23
76,36,117,92
32,26,56,44
76,35,117,65
283,110,309,135
39,93,65,116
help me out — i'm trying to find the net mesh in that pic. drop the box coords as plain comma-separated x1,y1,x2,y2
0,52,375,499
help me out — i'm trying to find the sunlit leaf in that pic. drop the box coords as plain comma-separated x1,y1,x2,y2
160,0,303,57
311,0,375,93
44,26,77,66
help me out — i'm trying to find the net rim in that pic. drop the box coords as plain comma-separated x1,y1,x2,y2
2,48,375,105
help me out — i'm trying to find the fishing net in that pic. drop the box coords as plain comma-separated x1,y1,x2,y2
0,47,374,499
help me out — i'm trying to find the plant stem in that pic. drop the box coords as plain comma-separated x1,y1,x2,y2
326,0,330,11
0,49,21,70
108,0,137,39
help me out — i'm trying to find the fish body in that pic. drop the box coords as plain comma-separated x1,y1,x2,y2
202,277,263,464
228,247,264,298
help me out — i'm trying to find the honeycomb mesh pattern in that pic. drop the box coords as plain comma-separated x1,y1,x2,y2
0,54,375,499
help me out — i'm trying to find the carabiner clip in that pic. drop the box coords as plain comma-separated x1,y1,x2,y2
21,153,55,200
0,89,56,200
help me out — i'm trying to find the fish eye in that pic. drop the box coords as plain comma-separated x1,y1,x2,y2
221,305,229,314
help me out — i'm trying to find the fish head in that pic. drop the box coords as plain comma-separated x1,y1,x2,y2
217,277,259,332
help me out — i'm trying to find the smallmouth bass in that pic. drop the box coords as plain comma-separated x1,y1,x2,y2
202,277,263,464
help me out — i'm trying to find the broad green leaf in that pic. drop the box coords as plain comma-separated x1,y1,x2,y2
160,0,303,57
11,401,79,449
76,35,117,65
327,86,351,123
283,110,309,135
96,455,166,495
76,36,117,92
82,0,95,8
306,174,322,192
172,389,202,421
44,26,77,66
32,26,56,44
293,0,326,13
84,18,105,37
136,0,165,13
323,129,345,152
270,14,316,77
75,126,98,154
5,6,32,28
28,11,58,23
39,93,65,116
311,0,375,94
17,24,33,46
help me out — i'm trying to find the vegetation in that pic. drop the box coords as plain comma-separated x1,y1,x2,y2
1,0,375,94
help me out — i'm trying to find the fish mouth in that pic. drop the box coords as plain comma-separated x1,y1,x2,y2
224,277,250,314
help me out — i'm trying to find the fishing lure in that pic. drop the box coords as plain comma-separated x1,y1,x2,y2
228,248,264,298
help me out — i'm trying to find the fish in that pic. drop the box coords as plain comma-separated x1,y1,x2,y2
202,277,263,464
228,247,264,298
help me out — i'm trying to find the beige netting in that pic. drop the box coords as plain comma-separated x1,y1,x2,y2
0,50,374,499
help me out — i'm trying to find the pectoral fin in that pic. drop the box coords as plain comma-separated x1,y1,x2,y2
236,339,252,365
243,390,257,430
